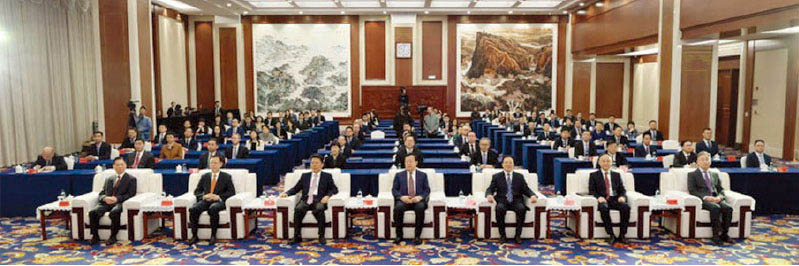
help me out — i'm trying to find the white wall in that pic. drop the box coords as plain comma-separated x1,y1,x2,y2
750,47,788,155
157,16,189,113
632,62,660,128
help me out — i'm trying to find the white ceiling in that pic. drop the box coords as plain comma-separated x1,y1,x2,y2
153,0,582,15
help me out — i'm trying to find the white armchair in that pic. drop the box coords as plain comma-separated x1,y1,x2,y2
566,169,652,239
70,169,162,241
173,169,257,240
110,149,120,160
275,169,348,239
370,131,386,139
662,140,680,150
658,168,754,239
663,154,675,168
472,168,547,239
377,168,446,239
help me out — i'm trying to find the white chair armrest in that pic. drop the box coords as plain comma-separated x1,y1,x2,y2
531,191,548,206
668,191,702,207
578,195,598,207
72,192,100,210
276,195,298,208
429,192,446,206
377,192,393,206
328,193,347,206
724,191,755,211
174,193,196,208
226,192,256,207
626,192,651,208
122,193,158,210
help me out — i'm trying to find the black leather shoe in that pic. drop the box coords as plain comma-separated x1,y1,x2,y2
607,235,617,245
209,236,217,245
291,237,302,245
499,235,507,243
318,237,326,245
188,236,199,245
617,237,629,244
721,235,732,244
711,236,723,245
514,236,522,244
413,237,422,245
393,237,402,244
105,236,117,245
90,236,100,245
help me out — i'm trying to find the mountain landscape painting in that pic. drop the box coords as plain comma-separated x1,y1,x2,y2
456,24,554,116
253,24,351,117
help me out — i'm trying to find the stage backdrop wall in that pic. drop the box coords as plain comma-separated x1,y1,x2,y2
252,24,352,117
456,24,555,117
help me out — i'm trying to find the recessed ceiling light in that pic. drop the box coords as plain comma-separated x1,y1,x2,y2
299,11,304,14
424,10,429,14
562,10,568,14
595,2,604,7
508,10,513,14
578,2,584,6
340,10,345,14
226,3,231,7
382,10,387,14
466,10,471,14
576,10,587,14
243,11,248,14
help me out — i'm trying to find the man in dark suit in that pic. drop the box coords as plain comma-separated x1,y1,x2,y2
181,128,200,151
344,126,362,150
124,139,156,169
460,132,479,157
84,131,111,161
689,152,732,244
452,126,468,148
745,139,771,168
152,124,168,145
395,135,424,168
604,141,628,168
33,146,68,172
89,157,137,245
334,136,354,158
647,120,664,141
696,128,721,157
523,121,538,138
323,144,347,169
573,131,598,158
552,128,572,150
537,124,557,141
634,133,657,157
391,154,430,245
607,127,629,149
281,155,338,244
571,120,586,139
272,121,288,139
471,138,499,169
225,118,245,138
199,138,226,169
589,154,630,245
213,101,222,117
119,128,139,149
225,133,250,159
485,156,537,243
673,140,697,168
166,101,176,117
188,156,236,245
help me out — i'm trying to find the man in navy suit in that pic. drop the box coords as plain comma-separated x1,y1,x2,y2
470,138,499,169
634,132,657,157
589,154,630,245
89,157,137,245
537,123,557,141
282,155,338,245
745,139,772,168
84,131,111,161
391,154,430,245
696,128,722,157
225,118,245,138
485,156,537,243
181,128,200,151
646,120,664,141
573,131,598,157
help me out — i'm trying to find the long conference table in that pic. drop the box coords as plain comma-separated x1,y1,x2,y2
0,121,339,218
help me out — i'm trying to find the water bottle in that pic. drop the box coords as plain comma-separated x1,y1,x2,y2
556,193,564,205
654,190,661,204
459,190,465,201
182,163,188,171
94,165,103,173
175,164,182,173
161,191,167,199
357,189,363,199
262,188,268,199
58,189,66,201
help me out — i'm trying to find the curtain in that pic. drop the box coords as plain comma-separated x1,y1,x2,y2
0,0,99,166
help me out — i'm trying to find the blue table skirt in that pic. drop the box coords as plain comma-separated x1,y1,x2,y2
342,158,469,169
511,139,537,166
536,150,568,185
264,144,295,174
316,149,460,159
363,138,449,144
358,143,455,150
523,144,550,173
502,133,523,155
342,168,473,197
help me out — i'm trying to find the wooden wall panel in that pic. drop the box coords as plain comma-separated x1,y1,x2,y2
571,0,659,54
741,41,756,152
595,63,624,118
679,46,713,141
572,62,591,116
783,36,798,160
362,86,448,119
243,16,254,112
137,0,152,118
556,21,567,116
395,27,413,86
98,0,131,142
658,0,675,139
364,21,386,80
681,0,798,37
422,21,442,80
194,21,215,110
219,28,238,110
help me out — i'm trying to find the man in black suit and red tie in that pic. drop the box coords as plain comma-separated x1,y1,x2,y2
124,139,156,169
281,155,338,245
460,132,479,158
89,157,137,245
391,154,430,245
589,154,630,245
485,156,538,243
188,156,236,245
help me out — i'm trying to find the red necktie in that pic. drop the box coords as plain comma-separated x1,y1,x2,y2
110,175,122,196
132,152,141,168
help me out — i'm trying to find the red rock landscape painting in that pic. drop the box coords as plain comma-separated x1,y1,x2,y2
457,24,554,116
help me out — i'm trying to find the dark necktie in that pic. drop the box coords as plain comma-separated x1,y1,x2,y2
702,171,715,195
506,173,513,202
110,175,122,196
408,172,416,197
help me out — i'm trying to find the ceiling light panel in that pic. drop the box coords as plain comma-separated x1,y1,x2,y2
294,0,339,8
248,1,294,8
517,0,561,8
341,0,381,7
473,0,516,8
386,0,426,8
430,0,470,8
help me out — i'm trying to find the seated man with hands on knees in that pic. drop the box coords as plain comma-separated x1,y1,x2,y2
589,154,630,245
689,151,733,245
188,156,235,245
282,155,338,245
391,154,430,245
485,156,538,244
89,157,137,245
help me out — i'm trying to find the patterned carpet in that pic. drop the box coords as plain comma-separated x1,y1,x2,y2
2,183,799,265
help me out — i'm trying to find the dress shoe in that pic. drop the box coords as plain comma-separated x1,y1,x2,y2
499,235,507,243
721,235,732,244
617,237,629,244
187,236,199,245
105,236,117,245
318,237,326,245
413,237,422,245
514,236,522,244
209,236,217,245
291,237,302,245
90,236,100,245
607,235,617,245
711,236,723,245
393,237,402,244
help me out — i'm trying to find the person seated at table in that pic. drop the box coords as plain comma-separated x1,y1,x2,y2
745,139,771,168
159,132,184,159
401,123,417,140
335,136,354,158
536,123,557,141
485,155,537,243
548,112,561,128
211,125,225,142
343,126,362,150
574,131,598,158
634,132,657,157
452,125,468,147
196,119,211,135
225,133,249,159
182,128,200,151
606,115,621,131
84,131,111,161
259,125,280,144
353,123,367,141
523,121,538,138
689,152,733,245
119,128,139,149
188,156,235,245
571,120,587,139
246,131,264,151
181,120,193,136
33,146,67,172
89,157,137,245
212,115,224,129
624,121,639,141
673,140,697,168
471,138,499,169
589,154,630,245
153,124,168,145
281,154,338,245
124,139,155,169
552,128,572,150
391,154,429,245
460,132,479,157
646,120,664,141
591,122,609,143
396,135,424,168
225,112,235,126
242,116,256,132
324,143,347,169
696,128,721,157
586,113,598,129
603,140,628,168
607,126,629,149
225,118,245,138
297,113,312,131
559,117,573,133
534,112,548,126
199,138,226,169
272,121,288,140
285,119,298,135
